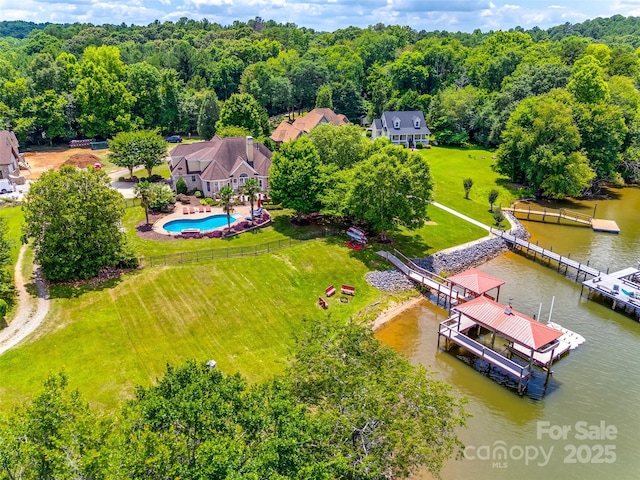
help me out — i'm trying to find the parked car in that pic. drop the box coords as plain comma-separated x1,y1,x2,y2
0,179,14,194
165,135,183,143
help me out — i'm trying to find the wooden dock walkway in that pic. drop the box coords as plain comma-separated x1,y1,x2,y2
502,205,620,233
376,250,466,306
490,228,602,278
438,319,531,394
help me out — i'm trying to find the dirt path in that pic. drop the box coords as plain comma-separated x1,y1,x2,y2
0,245,49,356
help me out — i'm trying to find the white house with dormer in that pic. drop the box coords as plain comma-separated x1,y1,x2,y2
371,111,431,148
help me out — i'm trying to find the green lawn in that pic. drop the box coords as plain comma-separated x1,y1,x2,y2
421,145,524,225
0,206,25,264
0,145,512,411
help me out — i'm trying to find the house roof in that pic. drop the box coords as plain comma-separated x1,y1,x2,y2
380,111,431,135
170,136,272,181
448,268,505,295
453,296,563,351
0,131,20,166
373,118,383,130
270,122,304,143
270,108,349,143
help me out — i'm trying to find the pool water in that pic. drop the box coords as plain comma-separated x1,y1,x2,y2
163,214,240,233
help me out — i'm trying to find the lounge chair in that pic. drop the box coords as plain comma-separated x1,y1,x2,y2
205,205,211,212
325,285,336,297
199,205,205,213
189,206,195,214
318,296,328,309
253,207,263,216
183,207,188,214
341,285,355,296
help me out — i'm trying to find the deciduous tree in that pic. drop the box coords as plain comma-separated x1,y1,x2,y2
216,93,265,137
110,130,167,178
269,137,324,221
196,89,220,139
347,141,432,240
22,166,136,281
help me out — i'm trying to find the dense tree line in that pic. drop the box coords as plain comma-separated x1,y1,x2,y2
2,16,640,195
0,321,467,479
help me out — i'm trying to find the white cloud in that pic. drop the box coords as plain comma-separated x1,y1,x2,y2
0,0,630,33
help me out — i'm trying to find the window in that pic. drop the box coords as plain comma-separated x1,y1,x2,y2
233,178,237,184
206,182,211,192
392,135,399,141
393,117,400,129
414,117,421,128
259,179,263,188
239,173,248,185
191,176,196,182
400,135,406,140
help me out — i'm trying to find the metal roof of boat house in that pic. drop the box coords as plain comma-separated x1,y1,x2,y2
453,296,563,351
448,268,505,296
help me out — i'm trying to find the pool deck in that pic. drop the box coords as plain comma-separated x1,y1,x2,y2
152,204,256,236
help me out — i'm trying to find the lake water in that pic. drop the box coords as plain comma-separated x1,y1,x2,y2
375,186,640,479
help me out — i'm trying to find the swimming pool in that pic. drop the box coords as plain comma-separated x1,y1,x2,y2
163,214,241,233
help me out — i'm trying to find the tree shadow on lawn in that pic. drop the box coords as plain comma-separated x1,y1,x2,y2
44,273,128,300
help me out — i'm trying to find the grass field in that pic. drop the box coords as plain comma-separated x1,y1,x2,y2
0,145,513,411
421,146,524,224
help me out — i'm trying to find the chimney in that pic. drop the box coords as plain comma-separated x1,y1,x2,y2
246,136,254,164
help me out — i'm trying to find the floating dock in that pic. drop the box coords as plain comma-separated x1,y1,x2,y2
502,205,620,233
581,268,640,319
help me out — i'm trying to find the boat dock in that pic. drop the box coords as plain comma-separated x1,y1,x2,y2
438,295,571,395
490,228,601,278
376,250,466,307
502,205,620,233
581,268,640,319
376,250,505,308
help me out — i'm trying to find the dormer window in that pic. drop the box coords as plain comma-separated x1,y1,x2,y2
413,117,421,128
393,117,400,129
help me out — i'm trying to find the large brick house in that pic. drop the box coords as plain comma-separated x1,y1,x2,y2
169,136,271,198
270,108,349,144
371,111,431,148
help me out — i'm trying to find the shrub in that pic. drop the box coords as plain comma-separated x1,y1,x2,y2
147,184,175,211
118,176,125,182
148,174,163,183
416,142,423,149
0,298,7,318
365,130,372,138
175,177,188,195
194,190,203,198
205,230,223,238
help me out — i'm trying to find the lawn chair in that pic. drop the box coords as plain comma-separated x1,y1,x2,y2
325,285,336,297
341,285,355,296
318,296,328,309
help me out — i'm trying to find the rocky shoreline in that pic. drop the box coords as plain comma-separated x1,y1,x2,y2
366,212,529,292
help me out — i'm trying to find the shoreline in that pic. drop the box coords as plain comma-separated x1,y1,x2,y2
369,212,526,330
371,295,425,331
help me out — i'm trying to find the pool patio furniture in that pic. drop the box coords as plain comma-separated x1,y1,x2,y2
205,205,212,212
183,207,188,214
189,206,195,214
341,285,355,296
325,285,336,297
318,296,328,309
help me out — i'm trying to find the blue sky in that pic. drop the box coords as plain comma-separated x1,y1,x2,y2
0,0,638,32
